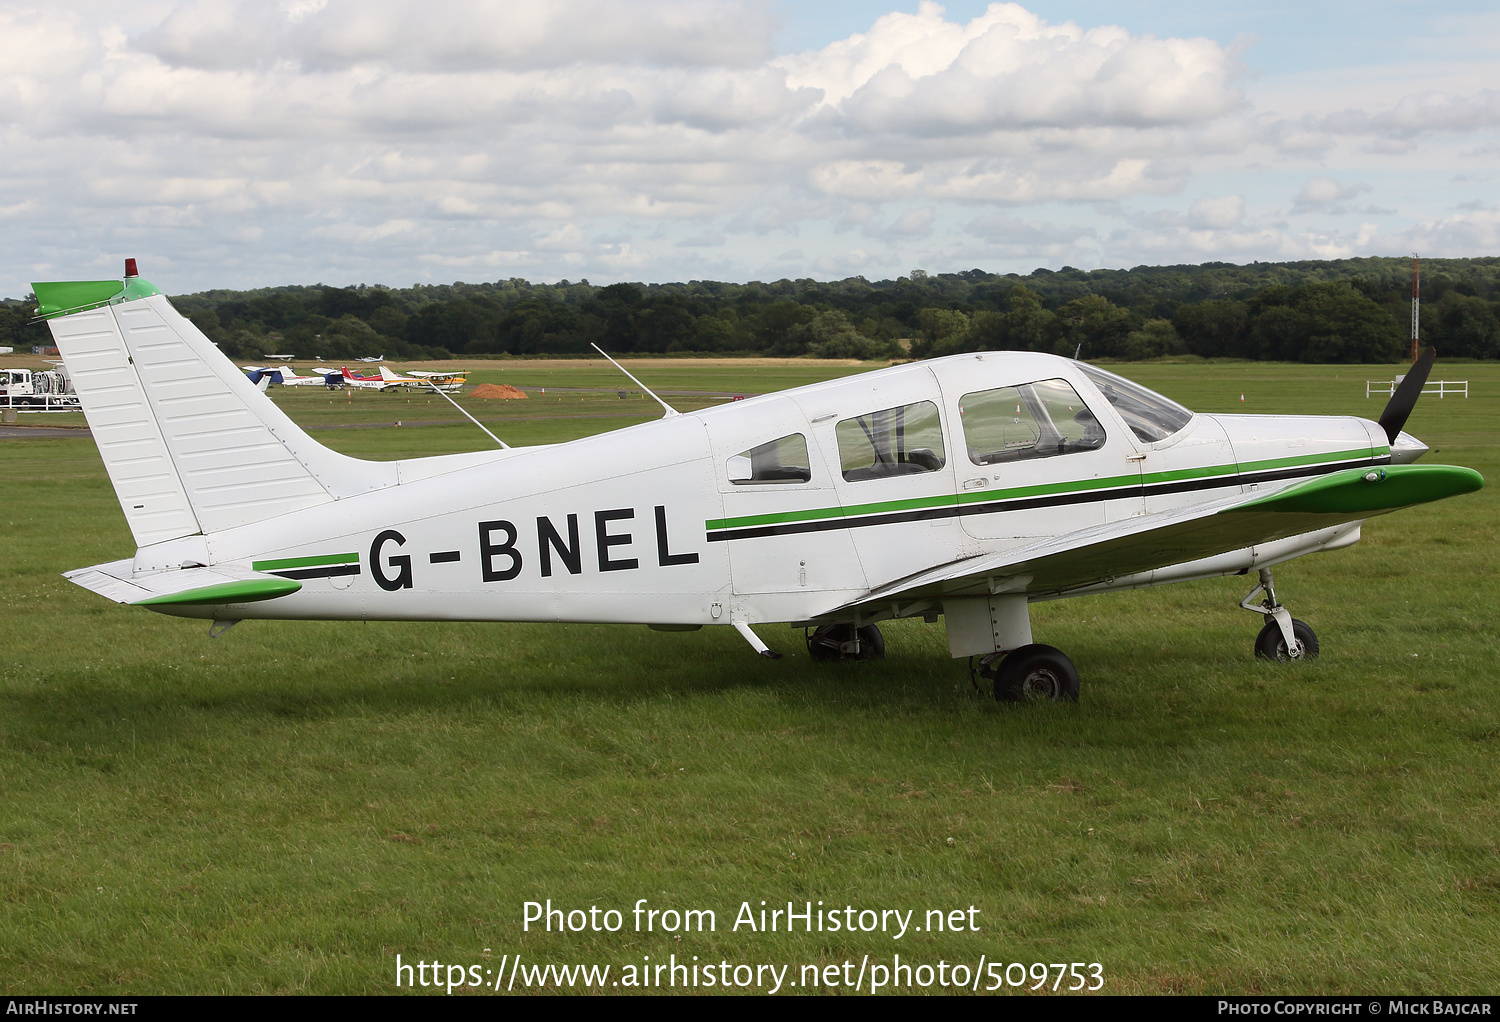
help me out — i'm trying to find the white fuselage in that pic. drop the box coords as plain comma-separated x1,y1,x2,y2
144,353,1390,628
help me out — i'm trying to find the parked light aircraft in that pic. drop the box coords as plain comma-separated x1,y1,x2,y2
315,366,385,391
32,265,1483,701
404,369,469,393
242,365,344,389
332,365,414,392
332,365,467,393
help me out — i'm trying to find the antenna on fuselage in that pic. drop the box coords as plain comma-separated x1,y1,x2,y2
590,343,680,418
421,379,509,449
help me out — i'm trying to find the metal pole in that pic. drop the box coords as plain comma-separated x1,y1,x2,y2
1411,253,1420,363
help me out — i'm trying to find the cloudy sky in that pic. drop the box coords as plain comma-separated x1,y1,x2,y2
3,0,1498,295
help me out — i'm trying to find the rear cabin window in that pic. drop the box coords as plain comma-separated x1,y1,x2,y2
959,378,1105,465
727,433,812,484
835,401,946,481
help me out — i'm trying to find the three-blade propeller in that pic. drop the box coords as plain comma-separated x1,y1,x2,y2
1378,347,1437,445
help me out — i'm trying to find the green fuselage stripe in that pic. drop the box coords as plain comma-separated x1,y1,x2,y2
252,552,359,571
703,447,1380,532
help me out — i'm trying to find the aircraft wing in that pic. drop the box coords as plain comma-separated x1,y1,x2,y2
64,559,302,607
836,464,1482,609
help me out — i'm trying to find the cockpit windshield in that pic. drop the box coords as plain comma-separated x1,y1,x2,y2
1076,364,1193,443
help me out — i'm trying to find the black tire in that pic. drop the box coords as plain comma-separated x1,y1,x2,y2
1254,618,1319,661
991,643,1080,702
806,623,885,661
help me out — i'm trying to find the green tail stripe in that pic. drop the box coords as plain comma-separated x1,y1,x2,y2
132,578,302,607
252,552,359,571
1230,464,1483,515
32,278,164,319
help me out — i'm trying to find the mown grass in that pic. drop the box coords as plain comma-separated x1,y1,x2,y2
0,360,1496,994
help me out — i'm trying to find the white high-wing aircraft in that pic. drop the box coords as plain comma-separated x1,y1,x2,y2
403,369,469,393
33,267,1483,701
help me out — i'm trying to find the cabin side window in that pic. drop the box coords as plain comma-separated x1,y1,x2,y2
835,401,947,481
727,433,812,484
1075,363,1192,443
959,378,1105,466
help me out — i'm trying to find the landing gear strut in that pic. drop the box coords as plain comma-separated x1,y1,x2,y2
806,623,885,661
1240,568,1319,661
977,644,1080,702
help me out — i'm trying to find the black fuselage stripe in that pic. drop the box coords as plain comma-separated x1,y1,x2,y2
705,456,1390,542
270,564,361,580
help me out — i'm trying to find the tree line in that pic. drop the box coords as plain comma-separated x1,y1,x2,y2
4,255,1498,363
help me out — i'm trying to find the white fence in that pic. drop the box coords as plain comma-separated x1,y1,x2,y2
1366,379,1468,399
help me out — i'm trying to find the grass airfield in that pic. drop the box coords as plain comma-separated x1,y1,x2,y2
1,358,1497,995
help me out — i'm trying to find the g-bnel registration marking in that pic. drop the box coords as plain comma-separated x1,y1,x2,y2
258,504,700,590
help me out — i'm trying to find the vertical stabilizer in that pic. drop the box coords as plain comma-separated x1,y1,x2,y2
35,275,397,546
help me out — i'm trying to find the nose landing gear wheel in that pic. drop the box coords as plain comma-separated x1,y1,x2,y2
980,643,1080,702
806,623,885,661
1254,618,1318,662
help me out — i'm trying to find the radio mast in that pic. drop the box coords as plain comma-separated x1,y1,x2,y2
1410,253,1420,363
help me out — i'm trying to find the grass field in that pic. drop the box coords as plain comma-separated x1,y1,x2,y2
1,358,1497,995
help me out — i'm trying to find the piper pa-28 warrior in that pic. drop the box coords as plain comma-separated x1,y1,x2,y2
33,263,1483,701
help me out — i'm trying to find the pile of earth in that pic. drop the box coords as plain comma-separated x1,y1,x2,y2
469,384,528,399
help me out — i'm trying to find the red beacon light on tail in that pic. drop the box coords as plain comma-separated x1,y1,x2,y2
124,258,138,278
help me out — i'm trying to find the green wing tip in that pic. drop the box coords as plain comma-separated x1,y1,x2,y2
132,578,302,607
31,277,162,319
1236,464,1483,516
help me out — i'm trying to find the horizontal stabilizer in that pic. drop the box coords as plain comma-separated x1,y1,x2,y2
64,560,301,607
843,464,1483,608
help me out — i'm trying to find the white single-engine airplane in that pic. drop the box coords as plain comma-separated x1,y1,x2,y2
33,265,1483,700
403,369,469,393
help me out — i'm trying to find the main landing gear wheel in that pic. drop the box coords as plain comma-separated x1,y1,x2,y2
980,644,1080,702
1254,618,1319,662
806,623,885,662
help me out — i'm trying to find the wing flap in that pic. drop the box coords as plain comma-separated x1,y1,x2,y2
850,464,1482,606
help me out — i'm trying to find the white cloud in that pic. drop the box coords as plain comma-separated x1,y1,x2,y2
810,161,924,201
1189,194,1245,229
777,1,1242,132
1324,89,1500,139
137,0,777,72
1392,209,1500,253
886,206,935,237
1295,177,1369,206
1,1,1496,293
